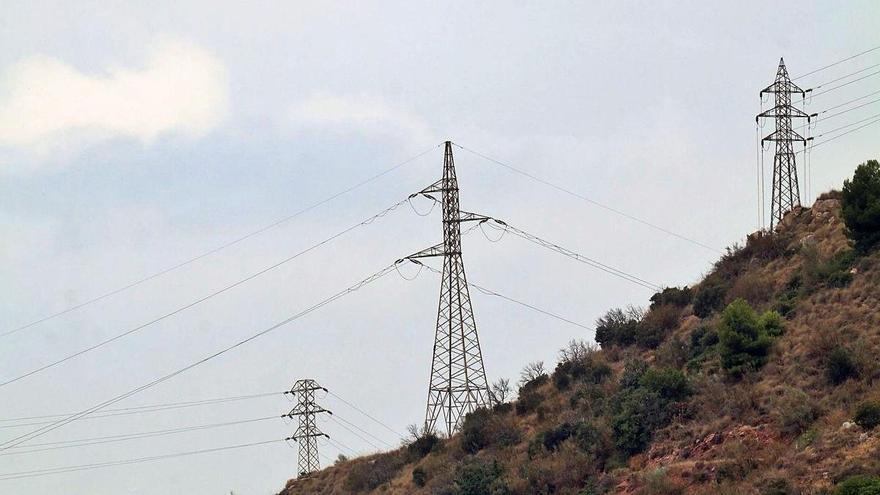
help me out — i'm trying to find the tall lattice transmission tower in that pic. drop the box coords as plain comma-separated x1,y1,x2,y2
756,58,814,229
405,141,491,437
283,379,330,478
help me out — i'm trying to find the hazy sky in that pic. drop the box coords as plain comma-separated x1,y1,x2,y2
1,1,878,493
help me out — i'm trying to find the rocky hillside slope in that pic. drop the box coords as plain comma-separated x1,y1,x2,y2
278,191,880,495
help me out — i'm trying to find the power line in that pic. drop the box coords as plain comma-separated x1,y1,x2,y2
3,144,440,339
0,263,400,451
0,392,282,426
326,391,405,439
0,439,284,481
808,70,880,99
412,262,594,332
475,218,660,291
328,415,384,451
793,44,880,80
331,413,394,449
806,117,880,151
808,62,880,89
0,198,412,389
0,416,277,456
814,112,880,137
453,143,721,254
797,96,880,132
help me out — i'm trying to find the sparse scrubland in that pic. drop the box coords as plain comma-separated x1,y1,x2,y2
279,160,880,495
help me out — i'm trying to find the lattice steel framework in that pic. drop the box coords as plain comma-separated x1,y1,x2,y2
405,141,491,436
283,379,330,478
756,58,814,229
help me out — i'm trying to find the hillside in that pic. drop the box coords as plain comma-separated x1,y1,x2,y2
278,177,880,494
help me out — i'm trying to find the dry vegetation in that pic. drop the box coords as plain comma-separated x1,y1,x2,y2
278,195,880,495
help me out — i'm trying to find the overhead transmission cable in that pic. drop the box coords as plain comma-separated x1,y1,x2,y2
452,143,721,254
0,198,413,389
0,439,284,481
3,144,441,338
792,44,880,80
0,416,277,456
799,117,880,152
330,414,393,449
326,391,405,439
411,262,593,332
0,391,282,426
0,391,281,423
0,262,401,451
477,219,661,291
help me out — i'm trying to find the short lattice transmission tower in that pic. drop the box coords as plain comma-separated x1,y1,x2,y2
756,58,815,229
405,141,491,437
283,379,331,478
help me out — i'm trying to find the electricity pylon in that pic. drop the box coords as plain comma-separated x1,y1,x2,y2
756,58,815,229
405,141,491,437
283,379,330,478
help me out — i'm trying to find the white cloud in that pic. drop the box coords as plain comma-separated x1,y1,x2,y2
287,93,433,144
0,37,229,156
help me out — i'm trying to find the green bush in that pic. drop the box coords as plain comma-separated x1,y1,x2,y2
834,474,880,495
827,347,860,385
718,299,781,378
406,431,440,461
610,366,690,455
649,286,693,309
842,159,880,253
855,401,880,430
694,278,728,318
453,457,509,495
595,307,643,348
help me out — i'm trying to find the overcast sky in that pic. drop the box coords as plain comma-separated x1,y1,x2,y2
1,1,878,493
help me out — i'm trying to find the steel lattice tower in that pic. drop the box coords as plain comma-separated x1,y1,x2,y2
756,58,814,229
405,141,491,436
283,379,330,478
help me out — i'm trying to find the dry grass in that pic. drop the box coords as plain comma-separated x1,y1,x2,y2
280,198,880,495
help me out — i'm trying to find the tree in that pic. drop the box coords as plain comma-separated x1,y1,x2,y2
717,299,781,377
518,361,546,388
842,159,880,252
594,306,643,347
490,378,511,404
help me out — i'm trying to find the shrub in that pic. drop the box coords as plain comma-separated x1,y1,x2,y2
834,474,880,495
636,304,682,349
541,422,575,451
404,425,441,461
345,454,406,492
694,278,728,318
773,387,817,436
453,457,509,495
611,367,690,455
827,347,860,385
460,408,493,454
639,368,690,402
519,362,547,390
553,369,571,390
595,306,643,348
802,247,858,292
516,390,544,416
727,272,776,307
842,159,880,253
649,286,693,309
717,299,781,378
854,401,880,430
412,466,427,487
572,421,613,470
